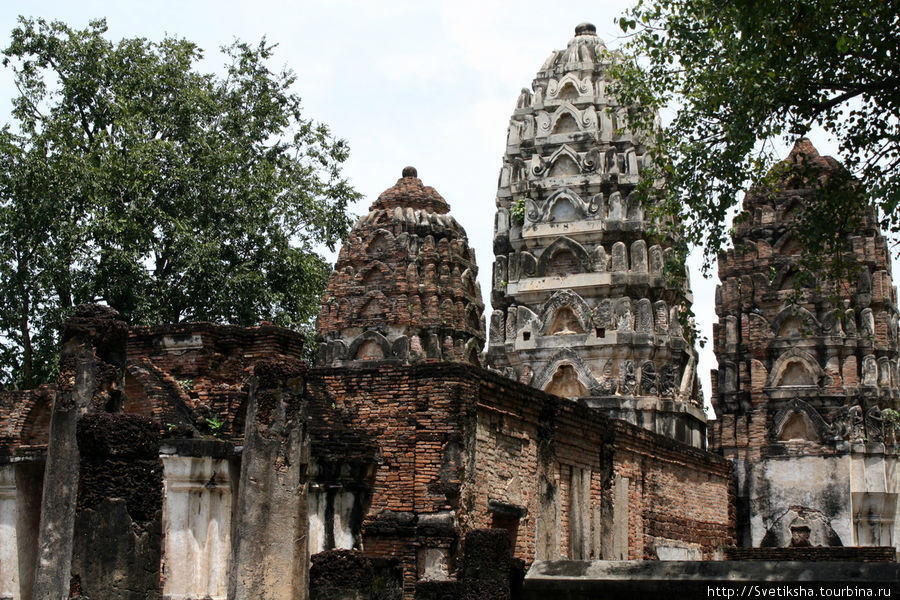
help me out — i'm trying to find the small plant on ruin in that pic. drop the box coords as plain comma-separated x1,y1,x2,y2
511,197,527,225
205,416,225,438
177,378,193,392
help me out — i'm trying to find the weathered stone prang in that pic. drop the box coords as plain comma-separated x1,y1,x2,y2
487,24,704,447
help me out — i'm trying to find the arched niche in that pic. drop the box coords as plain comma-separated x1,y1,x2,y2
536,237,591,277
359,261,390,286
366,229,395,255
772,306,820,338
358,296,384,318
543,188,588,223
766,349,824,388
538,290,592,336
549,154,579,177
548,306,585,335
548,73,589,100
347,331,392,362
355,340,384,360
371,210,391,226
777,236,803,256
777,412,820,442
780,362,816,386
544,364,588,398
533,349,600,394
778,316,805,338
546,249,579,277
552,112,579,134
557,81,579,101
549,197,579,222
760,506,842,548
546,145,581,177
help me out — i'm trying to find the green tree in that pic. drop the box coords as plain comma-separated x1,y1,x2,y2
611,0,899,270
0,17,358,388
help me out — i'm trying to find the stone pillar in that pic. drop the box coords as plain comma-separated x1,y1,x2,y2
601,475,629,560
0,464,19,600
161,450,235,600
69,413,162,599
459,529,515,600
32,305,128,600
228,358,310,600
0,462,43,600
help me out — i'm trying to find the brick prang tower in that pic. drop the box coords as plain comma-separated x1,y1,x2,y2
316,167,485,366
486,23,705,447
710,139,900,548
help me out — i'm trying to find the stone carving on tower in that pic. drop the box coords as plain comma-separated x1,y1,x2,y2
486,23,705,447
317,167,485,366
710,139,900,550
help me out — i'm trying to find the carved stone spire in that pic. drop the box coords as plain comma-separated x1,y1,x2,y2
486,24,704,447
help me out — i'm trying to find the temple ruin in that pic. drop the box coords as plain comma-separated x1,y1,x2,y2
0,22,898,600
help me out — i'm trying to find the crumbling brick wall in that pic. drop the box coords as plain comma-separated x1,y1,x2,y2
609,421,735,559
305,361,735,599
0,386,54,448
126,322,305,439
306,362,471,599
467,369,734,563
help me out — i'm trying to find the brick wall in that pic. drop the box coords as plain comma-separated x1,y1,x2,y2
0,386,55,449
609,421,735,559
126,322,305,439
463,365,734,562
305,360,735,596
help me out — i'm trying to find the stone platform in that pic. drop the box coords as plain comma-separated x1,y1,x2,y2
524,560,900,600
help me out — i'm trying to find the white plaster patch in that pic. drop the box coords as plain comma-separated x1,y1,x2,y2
162,456,233,600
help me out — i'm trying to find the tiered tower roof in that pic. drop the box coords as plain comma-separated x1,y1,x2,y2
316,168,485,366
486,24,704,446
710,139,900,547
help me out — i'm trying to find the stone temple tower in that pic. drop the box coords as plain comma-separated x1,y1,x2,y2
486,23,705,447
317,167,485,365
710,139,900,549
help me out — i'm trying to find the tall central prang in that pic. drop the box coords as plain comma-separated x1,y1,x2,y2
486,23,706,446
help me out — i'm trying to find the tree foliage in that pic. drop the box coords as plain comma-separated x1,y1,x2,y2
611,0,899,269
0,18,358,388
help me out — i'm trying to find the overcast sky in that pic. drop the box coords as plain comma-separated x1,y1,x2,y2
0,1,853,410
